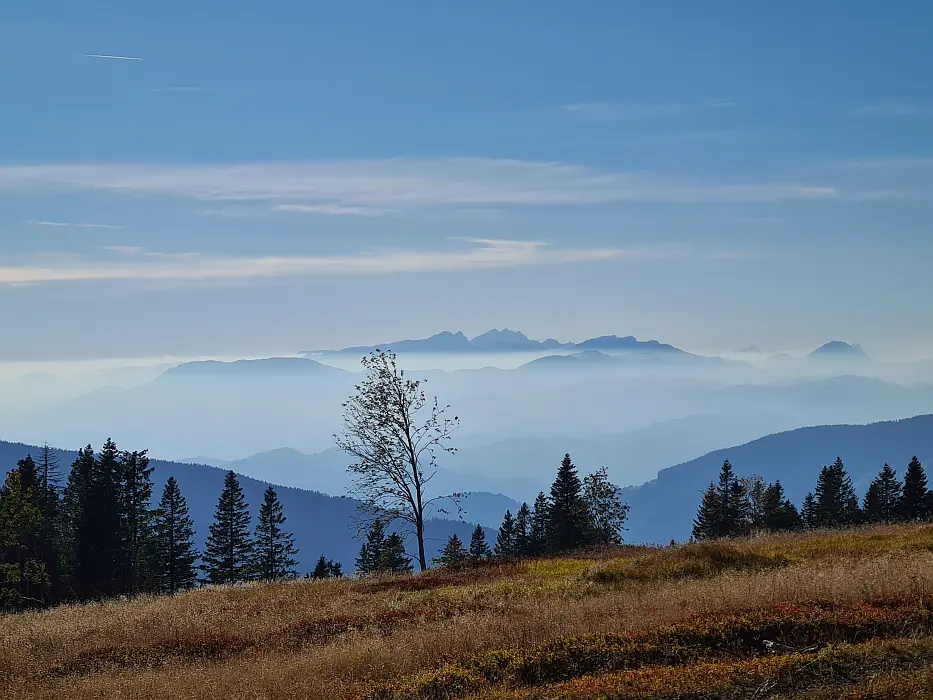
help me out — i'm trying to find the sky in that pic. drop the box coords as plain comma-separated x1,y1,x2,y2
2,1,932,362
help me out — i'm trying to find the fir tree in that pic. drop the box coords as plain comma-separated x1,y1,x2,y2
60,445,95,597
356,520,387,575
862,463,902,524
902,457,931,521
547,454,590,553
582,467,630,545
153,477,198,594
379,532,413,573
0,467,50,609
813,458,861,528
748,476,768,531
469,524,491,560
433,534,468,566
495,509,516,556
201,471,254,585
118,450,156,594
759,481,802,532
310,556,343,579
514,502,531,556
252,486,299,581
801,492,818,529
528,492,549,556
692,483,721,540
33,444,62,601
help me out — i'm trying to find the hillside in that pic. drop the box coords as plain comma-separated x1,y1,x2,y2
624,414,933,543
0,440,491,572
5,523,933,699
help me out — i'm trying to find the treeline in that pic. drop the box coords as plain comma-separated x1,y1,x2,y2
693,456,933,540
435,455,631,566
0,440,334,611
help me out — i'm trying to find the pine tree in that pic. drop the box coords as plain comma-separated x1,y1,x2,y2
433,534,468,566
310,556,343,579
582,467,630,545
379,533,413,573
252,486,299,581
514,502,531,556
356,520,387,575
748,477,768,531
153,477,198,594
801,492,818,529
60,445,95,598
118,450,156,594
529,492,549,556
202,471,254,585
759,481,802,532
469,524,491,560
495,509,516,556
692,483,721,540
0,467,50,609
33,444,62,601
813,458,861,528
547,454,590,553
902,457,931,521
862,464,902,524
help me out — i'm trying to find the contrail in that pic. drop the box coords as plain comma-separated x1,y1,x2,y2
78,53,144,61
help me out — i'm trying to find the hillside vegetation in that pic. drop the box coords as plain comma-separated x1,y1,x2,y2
5,523,933,699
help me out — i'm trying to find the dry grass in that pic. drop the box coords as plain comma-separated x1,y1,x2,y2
3,523,933,699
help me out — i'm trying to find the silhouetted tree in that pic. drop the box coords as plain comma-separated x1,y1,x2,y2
692,482,722,541
692,461,749,540
34,445,63,600
902,457,932,521
495,509,516,556
379,532,413,573
469,524,491,560
0,467,50,609
252,486,299,581
801,492,818,530
813,458,861,528
514,502,531,556
862,464,902,524
582,467,630,545
758,481,803,532
336,349,460,572
311,555,343,579
356,520,387,575
528,492,549,556
433,534,468,567
153,477,198,594
118,450,156,594
201,471,254,584
547,454,590,552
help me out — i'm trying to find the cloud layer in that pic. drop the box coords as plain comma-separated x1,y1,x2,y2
0,238,641,286
0,158,838,213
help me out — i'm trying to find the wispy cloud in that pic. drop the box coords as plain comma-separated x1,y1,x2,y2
854,102,929,117
27,220,125,229
0,238,635,286
562,99,736,121
78,53,144,61
100,245,144,255
0,158,839,209
274,203,398,217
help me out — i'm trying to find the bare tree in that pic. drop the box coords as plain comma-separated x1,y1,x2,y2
335,350,460,571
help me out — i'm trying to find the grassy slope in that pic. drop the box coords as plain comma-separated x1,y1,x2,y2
5,524,933,699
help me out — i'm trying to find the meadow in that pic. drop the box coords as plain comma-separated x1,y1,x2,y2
5,523,933,699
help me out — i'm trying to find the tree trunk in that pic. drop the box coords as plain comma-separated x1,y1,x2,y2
416,520,427,572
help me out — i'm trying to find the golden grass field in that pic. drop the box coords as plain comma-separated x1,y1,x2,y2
5,523,933,699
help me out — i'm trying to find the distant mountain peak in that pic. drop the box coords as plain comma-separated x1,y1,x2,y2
808,341,869,360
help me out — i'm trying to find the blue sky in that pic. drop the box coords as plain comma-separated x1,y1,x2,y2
1,1,932,361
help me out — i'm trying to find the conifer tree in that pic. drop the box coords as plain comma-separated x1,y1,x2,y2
379,532,413,573
0,468,50,609
801,492,818,529
862,463,902,524
202,471,254,585
433,534,468,566
902,457,932,521
514,502,531,556
692,482,721,540
118,450,156,594
759,481,803,532
310,556,343,579
356,520,387,575
33,445,62,601
60,445,95,597
153,477,198,594
252,486,299,581
748,477,768,531
813,458,861,527
528,492,549,556
495,509,516,556
582,467,630,545
469,524,491,560
547,454,590,553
